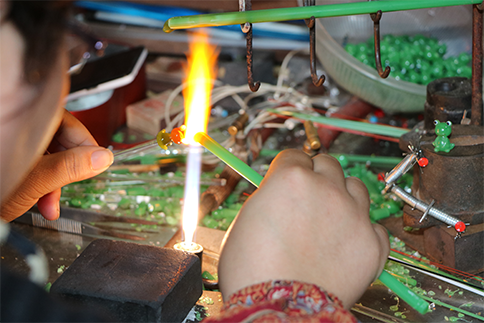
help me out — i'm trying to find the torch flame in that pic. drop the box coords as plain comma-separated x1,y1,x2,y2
181,32,218,247
182,32,218,145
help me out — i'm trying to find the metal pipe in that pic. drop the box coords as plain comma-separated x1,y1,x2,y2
303,120,321,150
163,0,482,32
383,152,417,193
471,3,483,126
390,185,466,232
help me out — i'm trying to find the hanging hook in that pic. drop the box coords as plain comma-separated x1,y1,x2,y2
304,0,324,87
245,24,260,92
370,10,390,78
240,0,260,92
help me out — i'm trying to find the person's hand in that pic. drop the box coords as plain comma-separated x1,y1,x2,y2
218,149,389,309
1,110,113,222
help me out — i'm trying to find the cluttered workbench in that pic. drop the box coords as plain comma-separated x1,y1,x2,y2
2,0,483,322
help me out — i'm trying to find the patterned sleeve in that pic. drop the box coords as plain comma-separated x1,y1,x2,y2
204,280,357,323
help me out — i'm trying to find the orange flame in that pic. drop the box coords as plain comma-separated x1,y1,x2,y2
182,32,219,145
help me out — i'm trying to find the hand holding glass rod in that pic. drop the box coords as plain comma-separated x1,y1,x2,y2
194,131,430,315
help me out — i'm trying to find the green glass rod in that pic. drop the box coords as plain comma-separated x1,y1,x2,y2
194,132,264,187
164,0,481,32
267,109,409,138
194,131,430,315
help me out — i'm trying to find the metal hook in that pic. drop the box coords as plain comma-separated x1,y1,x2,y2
304,0,324,87
240,0,260,92
245,24,260,92
370,10,390,78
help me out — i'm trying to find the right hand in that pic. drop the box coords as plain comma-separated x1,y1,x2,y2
218,149,390,309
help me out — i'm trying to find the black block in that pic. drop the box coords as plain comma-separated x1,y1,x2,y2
51,239,202,322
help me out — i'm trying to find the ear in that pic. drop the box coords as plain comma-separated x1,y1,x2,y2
434,120,440,125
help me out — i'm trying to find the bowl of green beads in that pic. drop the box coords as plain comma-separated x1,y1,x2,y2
315,4,473,113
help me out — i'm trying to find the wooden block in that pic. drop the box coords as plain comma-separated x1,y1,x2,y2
51,239,202,322
126,90,184,137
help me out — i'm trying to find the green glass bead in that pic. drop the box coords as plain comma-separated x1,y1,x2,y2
357,52,369,62
202,270,215,280
419,61,431,72
428,37,438,46
140,155,158,165
408,71,421,84
135,201,147,216
431,64,444,79
421,73,431,85
437,44,447,55
212,208,238,220
345,43,357,56
451,57,460,65
228,203,243,211
382,200,401,214
357,43,368,53
202,216,218,229
460,66,472,78
370,193,384,205
69,198,83,207
383,34,395,43
412,34,426,45
380,40,389,53
117,198,131,209
150,200,166,212
370,207,391,221
224,193,238,206
168,186,184,198
392,72,404,81
387,50,399,60
336,154,349,169
127,187,147,196
458,52,471,65
112,132,125,143
166,215,178,226
148,189,165,197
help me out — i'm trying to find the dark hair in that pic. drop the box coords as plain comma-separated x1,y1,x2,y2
5,1,72,84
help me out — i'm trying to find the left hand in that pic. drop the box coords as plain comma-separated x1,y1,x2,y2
1,110,113,222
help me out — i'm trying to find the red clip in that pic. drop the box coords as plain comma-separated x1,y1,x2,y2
418,157,429,167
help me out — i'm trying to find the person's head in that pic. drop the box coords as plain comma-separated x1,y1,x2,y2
0,1,72,204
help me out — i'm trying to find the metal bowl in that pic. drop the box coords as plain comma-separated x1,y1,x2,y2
315,3,473,113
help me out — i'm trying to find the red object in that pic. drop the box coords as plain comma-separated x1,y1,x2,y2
69,67,146,147
377,173,386,182
373,108,385,118
418,157,429,167
170,127,185,144
316,97,375,150
455,221,466,233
